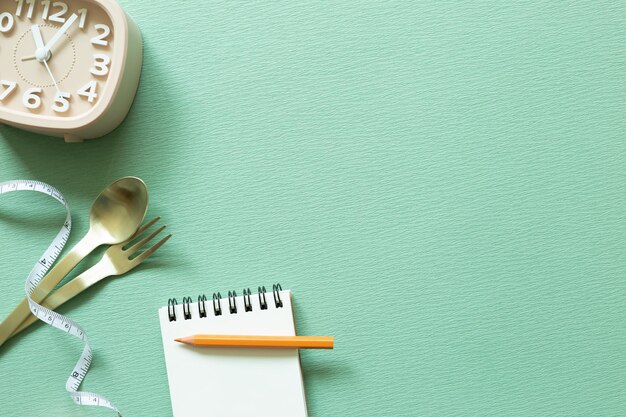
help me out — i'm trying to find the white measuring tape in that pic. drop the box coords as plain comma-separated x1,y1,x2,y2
0,180,121,416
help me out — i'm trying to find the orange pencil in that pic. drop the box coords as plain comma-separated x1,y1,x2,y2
175,334,334,349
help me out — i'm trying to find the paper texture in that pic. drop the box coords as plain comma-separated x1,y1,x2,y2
158,290,307,417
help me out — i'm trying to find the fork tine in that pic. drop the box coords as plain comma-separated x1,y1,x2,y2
131,217,161,239
132,234,172,264
127,224,167,255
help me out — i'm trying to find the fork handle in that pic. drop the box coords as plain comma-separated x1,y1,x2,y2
9,265,109,338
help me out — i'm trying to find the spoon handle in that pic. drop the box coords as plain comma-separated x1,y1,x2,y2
0,237,97,347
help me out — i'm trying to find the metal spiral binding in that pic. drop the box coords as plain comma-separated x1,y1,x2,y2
198,294,207,318
228,291,238,314
258,286,268,310
243,288,253,312
212,292,223,316
168,298,178,322
169,284,284,321
273,284,283,308
182,297,192,320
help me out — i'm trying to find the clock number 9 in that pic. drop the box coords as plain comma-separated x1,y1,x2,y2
0,12,15,33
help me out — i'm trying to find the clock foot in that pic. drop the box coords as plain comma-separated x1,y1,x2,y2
64,134,84,143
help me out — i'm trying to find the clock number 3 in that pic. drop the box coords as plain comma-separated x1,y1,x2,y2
90,54,110,77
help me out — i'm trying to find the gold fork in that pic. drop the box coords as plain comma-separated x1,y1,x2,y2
9,217,171,338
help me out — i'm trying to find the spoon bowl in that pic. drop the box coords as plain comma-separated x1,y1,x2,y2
89,177,148,244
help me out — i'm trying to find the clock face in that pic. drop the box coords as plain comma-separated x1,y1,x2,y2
0,0,115,118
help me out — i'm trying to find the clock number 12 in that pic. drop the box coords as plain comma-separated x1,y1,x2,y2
41,1,68,23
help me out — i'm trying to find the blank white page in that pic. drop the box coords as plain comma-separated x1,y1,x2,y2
158,290,308,417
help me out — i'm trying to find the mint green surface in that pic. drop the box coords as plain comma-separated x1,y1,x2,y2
1,1,626,415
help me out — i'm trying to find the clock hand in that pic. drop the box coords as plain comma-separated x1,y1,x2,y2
22,15,77,61
42,59,62,97
42,13,78,55
31,24,45,51
30,23,61,95
30,24,51,62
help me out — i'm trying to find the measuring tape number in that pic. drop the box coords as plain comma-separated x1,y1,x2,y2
0,180,121,416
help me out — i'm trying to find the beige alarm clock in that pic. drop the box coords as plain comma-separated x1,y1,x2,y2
0,0,141,141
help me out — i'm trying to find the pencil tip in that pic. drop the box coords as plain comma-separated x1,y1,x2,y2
175,337,184,343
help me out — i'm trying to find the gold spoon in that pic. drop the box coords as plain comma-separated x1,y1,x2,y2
0,177,148,347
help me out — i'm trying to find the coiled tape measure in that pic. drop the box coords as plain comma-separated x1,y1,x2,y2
0,180,121,415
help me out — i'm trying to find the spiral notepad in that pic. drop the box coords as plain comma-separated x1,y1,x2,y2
158,285,308,417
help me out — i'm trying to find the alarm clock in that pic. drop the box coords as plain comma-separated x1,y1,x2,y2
0,0,141,142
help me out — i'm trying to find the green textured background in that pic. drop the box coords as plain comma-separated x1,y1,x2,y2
1,1,626,415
